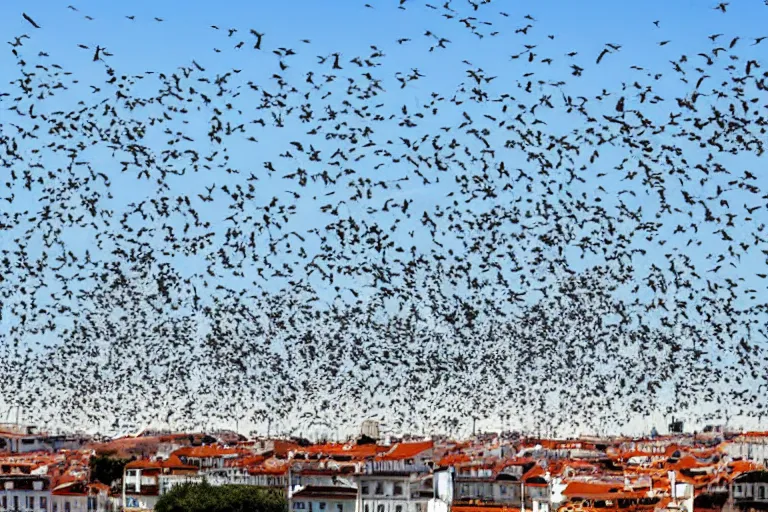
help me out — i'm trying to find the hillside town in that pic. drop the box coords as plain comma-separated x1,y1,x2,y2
1,420,768,512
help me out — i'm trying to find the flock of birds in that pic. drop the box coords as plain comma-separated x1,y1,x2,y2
1,0,768,438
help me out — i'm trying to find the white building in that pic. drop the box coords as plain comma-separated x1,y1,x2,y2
0,474,51,512
362,422,381,441
291,485,359,512
732,470,768,506
51,481,113,512
723,434,768,466
0,425,51,454
359,441,435,512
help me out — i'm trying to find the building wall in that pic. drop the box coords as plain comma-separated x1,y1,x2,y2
124,493,160,511
291,497,357,512
359,477,429,512
0,490,51,511
157,475,204,495
0,436,51,454
725,440,768,465
454,480,521,504
51,494,111,512
733,482,768,502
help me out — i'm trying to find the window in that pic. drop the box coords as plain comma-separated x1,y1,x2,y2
500,485,507,495
378,505,385,512
53,502,58,512
293,502,306,510
736,485,743,495
365,505,370,512
394,483,404,496
337,505,343,512
64,501,71,512
375,482,384,495
22,438,36,445
41,497,48,510
362,483,370,495
760,486,766,500
88,496,98,510
1,496,5,509
14,496,19,510
396,506,403,512
320,503,327,510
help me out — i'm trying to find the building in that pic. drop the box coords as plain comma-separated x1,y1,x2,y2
452,460,526,506
0,425,51,454
291,485,359,512
51,481,114,512
362,422,381,441
724,434,768,466
360,441,435,512
732,470,768,510
0,473,51,512
122,456,198,510
172,445,245,471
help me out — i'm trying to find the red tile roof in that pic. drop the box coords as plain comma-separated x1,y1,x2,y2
172,445,243,458
378,441,434,461
125,455,197,471
453,506,521,512
297,443,385,459
562,481,624,497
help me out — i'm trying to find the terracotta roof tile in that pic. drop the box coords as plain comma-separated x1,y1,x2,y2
378,441,434,461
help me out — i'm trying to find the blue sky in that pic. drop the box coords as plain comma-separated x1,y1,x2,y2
1,0,768,438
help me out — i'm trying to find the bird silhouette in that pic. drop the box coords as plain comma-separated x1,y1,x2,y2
1,0,767,438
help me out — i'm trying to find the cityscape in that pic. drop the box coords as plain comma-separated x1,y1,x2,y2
1,420,768,512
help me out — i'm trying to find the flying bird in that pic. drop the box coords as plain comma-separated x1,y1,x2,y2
22,12,41,28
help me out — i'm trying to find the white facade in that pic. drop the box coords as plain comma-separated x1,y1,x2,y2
50,494,111,512
359,476,430,512
361,422,381,440
0,436,51,454
723,437,768,465
733,480,768,502
158,467,288,495
0,476,51,512
157,474,205,495
0,492,50,512
291,492,357,512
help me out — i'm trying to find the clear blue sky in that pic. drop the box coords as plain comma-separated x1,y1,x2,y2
1,0,767,438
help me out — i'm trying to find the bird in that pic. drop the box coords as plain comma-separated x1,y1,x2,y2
596,48,611,64
22,13,41,28
251,29,264,50
0,0,765,440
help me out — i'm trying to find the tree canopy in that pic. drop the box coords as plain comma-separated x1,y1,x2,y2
89,452,134,488
154,482,288,512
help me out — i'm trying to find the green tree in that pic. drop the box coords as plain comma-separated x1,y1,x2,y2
155,482,288,512
89,452,134,488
